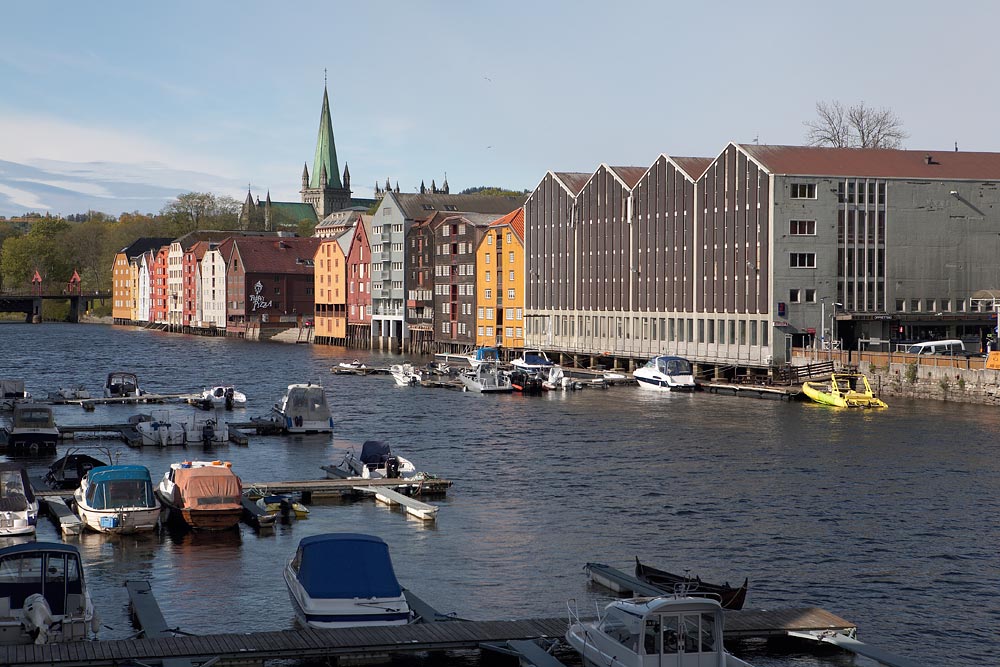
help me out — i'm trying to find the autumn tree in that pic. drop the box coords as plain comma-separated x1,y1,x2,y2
805,101,908,149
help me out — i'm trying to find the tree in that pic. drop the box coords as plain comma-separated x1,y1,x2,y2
459,186,529,196
0,218,72,288
805,101,908,149
161,192,240,233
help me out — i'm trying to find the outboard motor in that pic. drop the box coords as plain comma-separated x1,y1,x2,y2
225,388,235,410
22,593,55,644
202,420,215,444
385,456,400,479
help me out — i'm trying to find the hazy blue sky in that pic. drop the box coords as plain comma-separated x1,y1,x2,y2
1,0,996,216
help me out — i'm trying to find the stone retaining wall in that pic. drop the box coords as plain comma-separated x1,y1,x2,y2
859,360,1000,405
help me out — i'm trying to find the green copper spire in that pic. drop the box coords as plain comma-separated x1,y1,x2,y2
310,86,341,190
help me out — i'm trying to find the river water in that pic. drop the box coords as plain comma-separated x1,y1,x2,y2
1,323,996,667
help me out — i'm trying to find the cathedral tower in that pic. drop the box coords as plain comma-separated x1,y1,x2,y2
301,85,352,218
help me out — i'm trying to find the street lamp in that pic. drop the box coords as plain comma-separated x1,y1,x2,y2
832,302,844,358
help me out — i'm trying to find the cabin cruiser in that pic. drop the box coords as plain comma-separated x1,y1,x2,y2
390,363,422,386
459,362,513,393
74,465,160,534
566,595,754,667
3,403,59,453
0,464,38,536
156,461,243,531
633,355,698,391
44,450,110,490
284,533,412,628
104,372,143,398
270,383,334,434
323,440,417,480
199,385,247,409
511,349,558,372
0,542,99,645
133,410,187,447
0,379,30,411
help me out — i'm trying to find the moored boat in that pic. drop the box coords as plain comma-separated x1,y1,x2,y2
0,463,38,536
0,379,30,411
134,410,187,446
390,364,422,386
510,348,557,372
633,355,697,391
3,403,59,453
635,557,749,610
0,542,99,645
44,450,110,490
323,440,417,480
270,383,334,433
459,362,513,393
199,385,247,409
103,372,143,398
74,465,160,534
510,369,543,394
256,494,310,519
156,461,243,531
566,594,754,667
284,533,412,628
802,372,887,409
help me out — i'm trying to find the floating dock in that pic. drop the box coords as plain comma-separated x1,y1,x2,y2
354,485,440,521
58,422,250,447
41,497,81,536
245,475,452,501
703,382,801,400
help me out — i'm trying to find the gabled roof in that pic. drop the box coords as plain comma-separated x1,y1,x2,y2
186,240,211,261
119,237,173,259
427,212,498,231
230,237,322,274
551,172,590,195
310,86,342,189
606,166,647,188
268,202,318,224
739,144,1000,180
390,192,526,220
335,227,355,256
316,209,363,230
489,208,524,242
670,156,712,180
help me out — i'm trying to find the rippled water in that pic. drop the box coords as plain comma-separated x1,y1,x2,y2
2,323,996,667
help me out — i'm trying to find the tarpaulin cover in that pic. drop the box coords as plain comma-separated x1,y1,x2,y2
295,533,402,599
172,466,242,509
360,441,392,465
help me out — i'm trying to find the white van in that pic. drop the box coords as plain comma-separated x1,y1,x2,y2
906,339,966,355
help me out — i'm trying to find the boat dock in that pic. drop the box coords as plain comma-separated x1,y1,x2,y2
703,381,802,400
40,497,82,535
354,485,440,520
46,393,201,408
57,422,252,447
246,475,453,501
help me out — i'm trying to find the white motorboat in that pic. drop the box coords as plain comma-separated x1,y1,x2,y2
0,464,38,536
633,355,698,391
459,362,513,393
3,403,59,453
511,349,558,372
337,359,366,370
390,363,422,386
270,383,334,433
0,542,99,645
541,366,582,391
103,372,143,399
566,595,754,667
134,410,187,447
54,386,91,400
0,379,30,411
284,533,412,628
199,385,247,409
323,440,417,480
74,465,160,534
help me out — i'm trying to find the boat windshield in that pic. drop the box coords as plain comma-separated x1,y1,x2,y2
0,469,28,497
13,408,54,427
87,479,156,509
598,607,642,653
658,358,692,376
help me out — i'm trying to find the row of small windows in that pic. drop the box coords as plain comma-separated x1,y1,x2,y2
895,298,968,313
479,326,523,338
790,182,887,205
482,288,517,300
477,307,524,321
528,314,770,348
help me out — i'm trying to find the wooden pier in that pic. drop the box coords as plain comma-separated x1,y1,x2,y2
354,485,440,520
703,381,801,400
58,422,250,447
41,497,82,535
245,475,453,501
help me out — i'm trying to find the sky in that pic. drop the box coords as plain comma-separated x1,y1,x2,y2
1,0,997,218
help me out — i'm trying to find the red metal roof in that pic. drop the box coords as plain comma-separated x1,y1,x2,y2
608,166,647,188
230,237,321,274
552,172,590,195
670,156,712,180
489,208,524,241
741,144,1000,180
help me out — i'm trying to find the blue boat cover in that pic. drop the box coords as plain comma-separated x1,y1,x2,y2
360,441,392,465
87,465,153,483
297,534,402,599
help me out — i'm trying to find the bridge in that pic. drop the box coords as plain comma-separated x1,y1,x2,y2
0,290,110,323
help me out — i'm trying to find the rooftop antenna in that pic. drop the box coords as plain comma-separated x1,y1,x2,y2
955,141,959,152
754,134,759,145
324,68,327,87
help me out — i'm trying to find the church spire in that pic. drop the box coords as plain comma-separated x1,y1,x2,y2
309,84,342,190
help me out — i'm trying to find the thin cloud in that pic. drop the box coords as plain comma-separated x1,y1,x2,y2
0,183,51,211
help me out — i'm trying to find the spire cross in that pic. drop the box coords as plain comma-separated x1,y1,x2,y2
324,68,327,86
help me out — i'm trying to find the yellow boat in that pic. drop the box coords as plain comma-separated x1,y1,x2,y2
801,372,888,409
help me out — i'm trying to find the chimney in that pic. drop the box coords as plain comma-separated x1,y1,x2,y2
925,154,933,165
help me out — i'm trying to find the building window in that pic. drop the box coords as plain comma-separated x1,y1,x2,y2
910,298,920,312
485,254,491,264
895,299,905,312
485,289,492,299
382,207,391,216
805,289,816,303
507,289,515,299
925,299,935,313
790,253,816,268
789,220,816,235
789,289,800,303
509,270,515,281
790,183,817,199
487,235,493,245
509,252,515,264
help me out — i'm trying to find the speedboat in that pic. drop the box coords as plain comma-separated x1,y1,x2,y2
199,385,247,409
541,366,582,391
469,346,500,369
390,363,422,386
459,362,513,393
0,464,38,536
634,355,697,391
635,557,749,610
270,383,334,434
802,372,888,409
3,403,59,453
284,533,412,628
511,348,557,372
256,494,309,519
74,465,160,534
510,369,543,394
156,461,243,531
133,410,187,447
104,372,143,398
566,595,754,667
0,542,99,645
44,450,110,490
52,386,91,401
323,440,417,480
337,359,366,370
